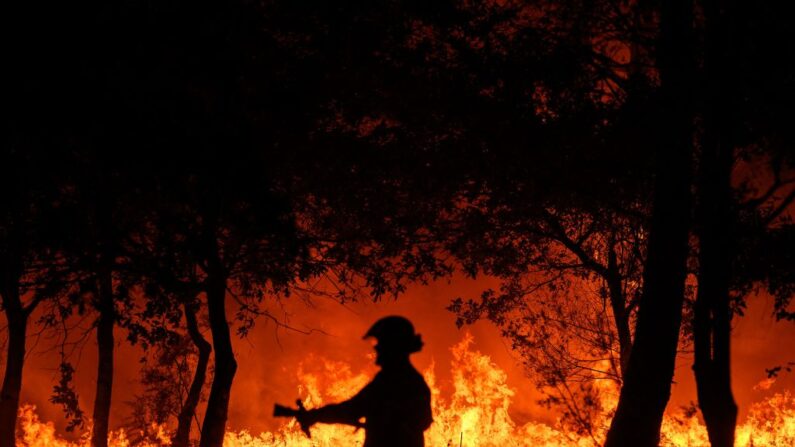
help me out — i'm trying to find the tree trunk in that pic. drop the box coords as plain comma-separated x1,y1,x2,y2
604,0,695,445
199,251,237,447
0,285,27,447
172,302,212,447
694,132,737,447
693,0,738,444
91,267,114,447
606,244,632,377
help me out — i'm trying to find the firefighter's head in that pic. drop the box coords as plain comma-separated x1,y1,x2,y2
363,316,423,366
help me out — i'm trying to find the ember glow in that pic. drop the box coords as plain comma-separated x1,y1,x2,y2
17,334,795,447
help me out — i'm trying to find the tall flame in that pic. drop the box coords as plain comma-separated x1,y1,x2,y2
17,334,795,446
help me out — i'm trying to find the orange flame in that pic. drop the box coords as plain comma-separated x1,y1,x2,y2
17,334,795,446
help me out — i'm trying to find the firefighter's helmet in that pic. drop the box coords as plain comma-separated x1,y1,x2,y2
363,316,423,354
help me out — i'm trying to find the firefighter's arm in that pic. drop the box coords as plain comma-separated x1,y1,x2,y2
298,383,371,428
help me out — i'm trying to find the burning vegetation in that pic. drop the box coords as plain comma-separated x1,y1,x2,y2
15,335,795,447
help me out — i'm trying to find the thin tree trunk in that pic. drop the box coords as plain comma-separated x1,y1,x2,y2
199,248,237,447
91,266,114,447
172,302,212,447
693,1,738,444
604,0,695,444
0,283,27,447
606,244,632,377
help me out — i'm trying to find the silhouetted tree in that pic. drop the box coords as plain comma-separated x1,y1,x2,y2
50,145,158,447
123,306,206,447
0,149,70,447
173,301,212,447
603,0,695,444
3,2,84,442
693,1,795,445
4,1,166,444
448,208,649,438
692,1,737,444
124,273,210,447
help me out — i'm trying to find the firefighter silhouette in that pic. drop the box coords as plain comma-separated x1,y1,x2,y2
276,316,433,447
